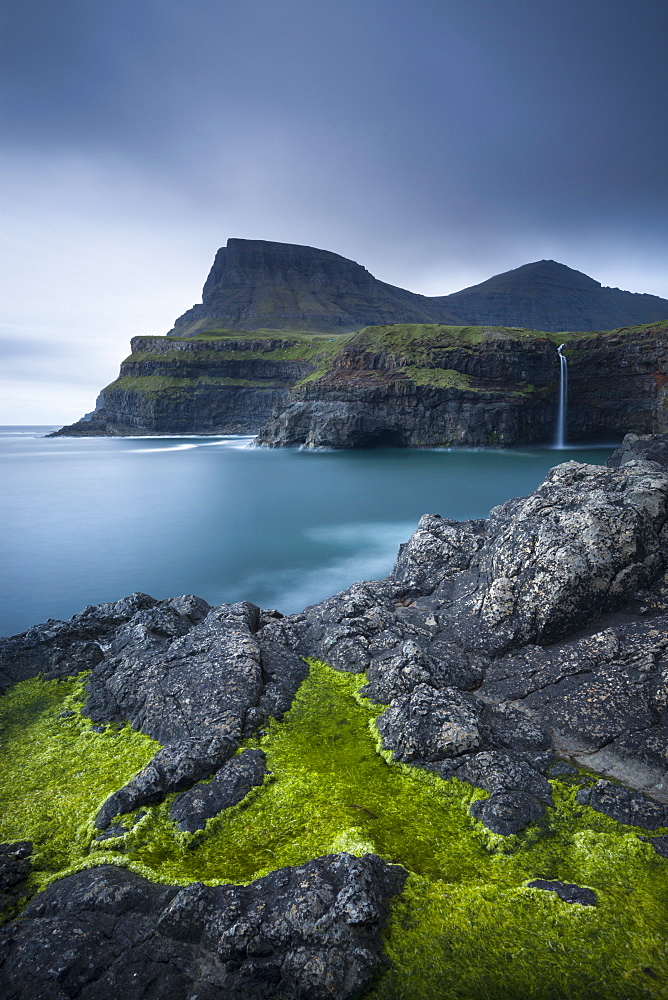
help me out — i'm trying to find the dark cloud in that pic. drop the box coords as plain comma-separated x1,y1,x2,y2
0,0,666,420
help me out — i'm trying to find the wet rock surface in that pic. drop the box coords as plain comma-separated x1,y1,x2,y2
526,879,598,906
170,749,268,833
576,779,668,830
0,855,406,1000
0,843,33,922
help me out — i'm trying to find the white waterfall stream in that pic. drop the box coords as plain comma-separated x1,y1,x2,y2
555,343,568,448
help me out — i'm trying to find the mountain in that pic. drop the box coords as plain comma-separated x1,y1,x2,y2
170,240,668,336
170,239,460,336
50,239,668,443
435,259,668,332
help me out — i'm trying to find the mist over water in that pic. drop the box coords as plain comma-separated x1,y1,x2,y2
0,428,616,636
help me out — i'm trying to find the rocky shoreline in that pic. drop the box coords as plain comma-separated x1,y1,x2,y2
1,435,668,997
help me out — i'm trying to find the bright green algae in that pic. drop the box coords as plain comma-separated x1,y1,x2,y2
0,675,160,889
1,663,667,998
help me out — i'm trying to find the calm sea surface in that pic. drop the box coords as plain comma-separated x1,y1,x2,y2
0,427,617,636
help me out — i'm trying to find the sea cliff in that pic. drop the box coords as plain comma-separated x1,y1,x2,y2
53,320,668,447
51,239,668,445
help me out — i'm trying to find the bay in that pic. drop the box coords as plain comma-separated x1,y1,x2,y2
0,427,616,636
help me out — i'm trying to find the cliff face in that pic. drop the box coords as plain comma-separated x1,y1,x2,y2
51,334,332,436
170,240,668,337
257,321,668,448
257,325,558,448
53,321,668,445
565,324,668,438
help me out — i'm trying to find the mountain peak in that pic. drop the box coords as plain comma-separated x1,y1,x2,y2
458,259,602,293
169,239,668,336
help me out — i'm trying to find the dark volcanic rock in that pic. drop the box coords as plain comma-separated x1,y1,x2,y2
1,593,306,833
0,843,33,921
87,602,306,829
526,879,597,906
390,515,486,595
170,749,268,833
0,592,163,694
470,791,545,836
0,855,407,1000
425,460,668,655
85,601,264,745
576,780,668,830
607,432,668,469
376,684,483,763
95,733,240,830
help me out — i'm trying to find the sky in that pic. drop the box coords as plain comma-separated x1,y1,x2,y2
1,0,667,422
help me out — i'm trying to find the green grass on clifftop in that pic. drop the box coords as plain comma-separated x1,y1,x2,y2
1,664,667,998
106,375,283,392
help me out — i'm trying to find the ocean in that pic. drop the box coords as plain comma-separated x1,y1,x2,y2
0,427,617,636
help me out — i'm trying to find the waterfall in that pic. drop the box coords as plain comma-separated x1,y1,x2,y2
555,343,568,449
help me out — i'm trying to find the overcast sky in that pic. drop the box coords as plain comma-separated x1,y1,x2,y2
1,0,667,422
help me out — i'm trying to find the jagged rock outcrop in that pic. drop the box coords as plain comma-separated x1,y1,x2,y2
170,748,268,833
0,856,406,1000
607,432,668,468
3,451,668,996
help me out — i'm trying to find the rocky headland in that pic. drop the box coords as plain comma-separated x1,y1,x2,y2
2,438,668,997
52,240,668,444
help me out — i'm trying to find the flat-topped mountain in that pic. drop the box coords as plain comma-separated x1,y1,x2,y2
170,239,668,336
170,238,460,336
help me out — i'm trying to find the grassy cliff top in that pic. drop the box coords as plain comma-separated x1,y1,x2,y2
169,328,354,343
143,318,668,352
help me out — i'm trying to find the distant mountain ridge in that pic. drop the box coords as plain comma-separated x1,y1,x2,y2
170,239,668,335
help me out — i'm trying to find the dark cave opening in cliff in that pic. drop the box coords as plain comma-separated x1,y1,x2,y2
355,429,408,448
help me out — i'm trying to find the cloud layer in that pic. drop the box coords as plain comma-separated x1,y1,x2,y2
1,0,667,421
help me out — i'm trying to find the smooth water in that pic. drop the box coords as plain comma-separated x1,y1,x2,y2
0,428,617,636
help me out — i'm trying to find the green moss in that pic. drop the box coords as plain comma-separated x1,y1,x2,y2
357,323,551,352
402,366,474,389
106,375,282,392
2,664,667,997
0,675,159,891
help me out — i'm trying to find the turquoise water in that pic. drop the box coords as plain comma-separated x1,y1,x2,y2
0,427,617,636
